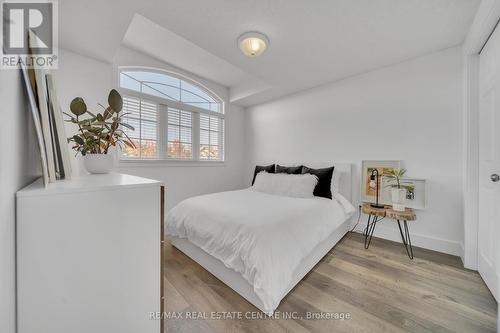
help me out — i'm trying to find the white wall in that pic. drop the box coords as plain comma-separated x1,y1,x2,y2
53,47,246,211
0,70,41,333
245,46,464,256
52,49,114,175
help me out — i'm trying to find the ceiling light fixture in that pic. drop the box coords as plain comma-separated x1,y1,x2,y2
238,31,269,58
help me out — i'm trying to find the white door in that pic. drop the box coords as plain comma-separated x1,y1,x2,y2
478,23,500,301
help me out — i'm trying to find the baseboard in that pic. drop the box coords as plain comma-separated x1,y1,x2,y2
458,242,465,266
353,224,462,257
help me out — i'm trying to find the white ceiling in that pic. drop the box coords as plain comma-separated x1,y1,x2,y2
59,0,480,107
121,14,271,99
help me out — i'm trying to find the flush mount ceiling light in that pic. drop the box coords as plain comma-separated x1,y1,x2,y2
238,32,269,58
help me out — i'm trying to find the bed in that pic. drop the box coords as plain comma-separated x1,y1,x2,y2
166,163,354,315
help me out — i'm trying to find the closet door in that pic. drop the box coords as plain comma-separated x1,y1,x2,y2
478,22,500,301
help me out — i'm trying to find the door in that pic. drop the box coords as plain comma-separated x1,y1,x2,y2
478,22,500,301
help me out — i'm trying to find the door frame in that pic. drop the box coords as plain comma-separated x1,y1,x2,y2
463,0,500,270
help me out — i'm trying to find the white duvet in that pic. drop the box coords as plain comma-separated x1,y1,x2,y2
166,189,355,313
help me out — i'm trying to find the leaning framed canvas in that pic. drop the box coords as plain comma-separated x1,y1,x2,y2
34,67,57,182
20,63,50,187
361,160,402,204
46,74,72,179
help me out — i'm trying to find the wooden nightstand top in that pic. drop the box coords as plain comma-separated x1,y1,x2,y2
386,207,416,221
362,203,416,221
362,204,390,217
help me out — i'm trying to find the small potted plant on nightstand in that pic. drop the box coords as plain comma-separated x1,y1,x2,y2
385,169,415,212
64,89,136,174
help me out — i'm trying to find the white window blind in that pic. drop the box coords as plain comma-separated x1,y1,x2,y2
200,114,223,160
167,108,192,159
122,96,158,158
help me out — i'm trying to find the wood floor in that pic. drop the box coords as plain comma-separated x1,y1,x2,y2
164,232,497,332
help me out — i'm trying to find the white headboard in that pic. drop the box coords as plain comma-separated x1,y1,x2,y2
331,162,352,202
272,162,353,202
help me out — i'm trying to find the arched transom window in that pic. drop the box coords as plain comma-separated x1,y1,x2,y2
118,69,224,161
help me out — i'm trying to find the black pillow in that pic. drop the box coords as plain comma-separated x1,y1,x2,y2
302,166,335,199
251,164,275,185
276,164,303,174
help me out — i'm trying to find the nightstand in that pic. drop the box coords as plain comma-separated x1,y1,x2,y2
362,203,417,259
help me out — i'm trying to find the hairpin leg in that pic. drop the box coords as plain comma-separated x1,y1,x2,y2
397,220,414,259
363,214,371,236
364,215,378,249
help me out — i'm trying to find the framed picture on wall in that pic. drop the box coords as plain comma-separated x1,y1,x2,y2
361,160,402,204
380,177,427,209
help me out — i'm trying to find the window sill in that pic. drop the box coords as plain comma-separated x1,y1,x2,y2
115,159,226,168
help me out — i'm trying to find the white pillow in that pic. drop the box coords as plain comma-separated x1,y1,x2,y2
252,172,318,198
273,163,341,194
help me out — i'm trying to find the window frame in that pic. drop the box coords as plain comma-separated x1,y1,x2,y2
115,67,225,164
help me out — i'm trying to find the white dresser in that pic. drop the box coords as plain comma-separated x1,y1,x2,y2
16,173,165,333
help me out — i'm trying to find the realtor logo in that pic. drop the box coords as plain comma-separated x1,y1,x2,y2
1,1,58,69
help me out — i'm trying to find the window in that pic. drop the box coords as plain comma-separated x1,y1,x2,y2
119,69,224,161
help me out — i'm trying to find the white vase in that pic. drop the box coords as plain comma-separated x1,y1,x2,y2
391,187,407,212
83,154,114,174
